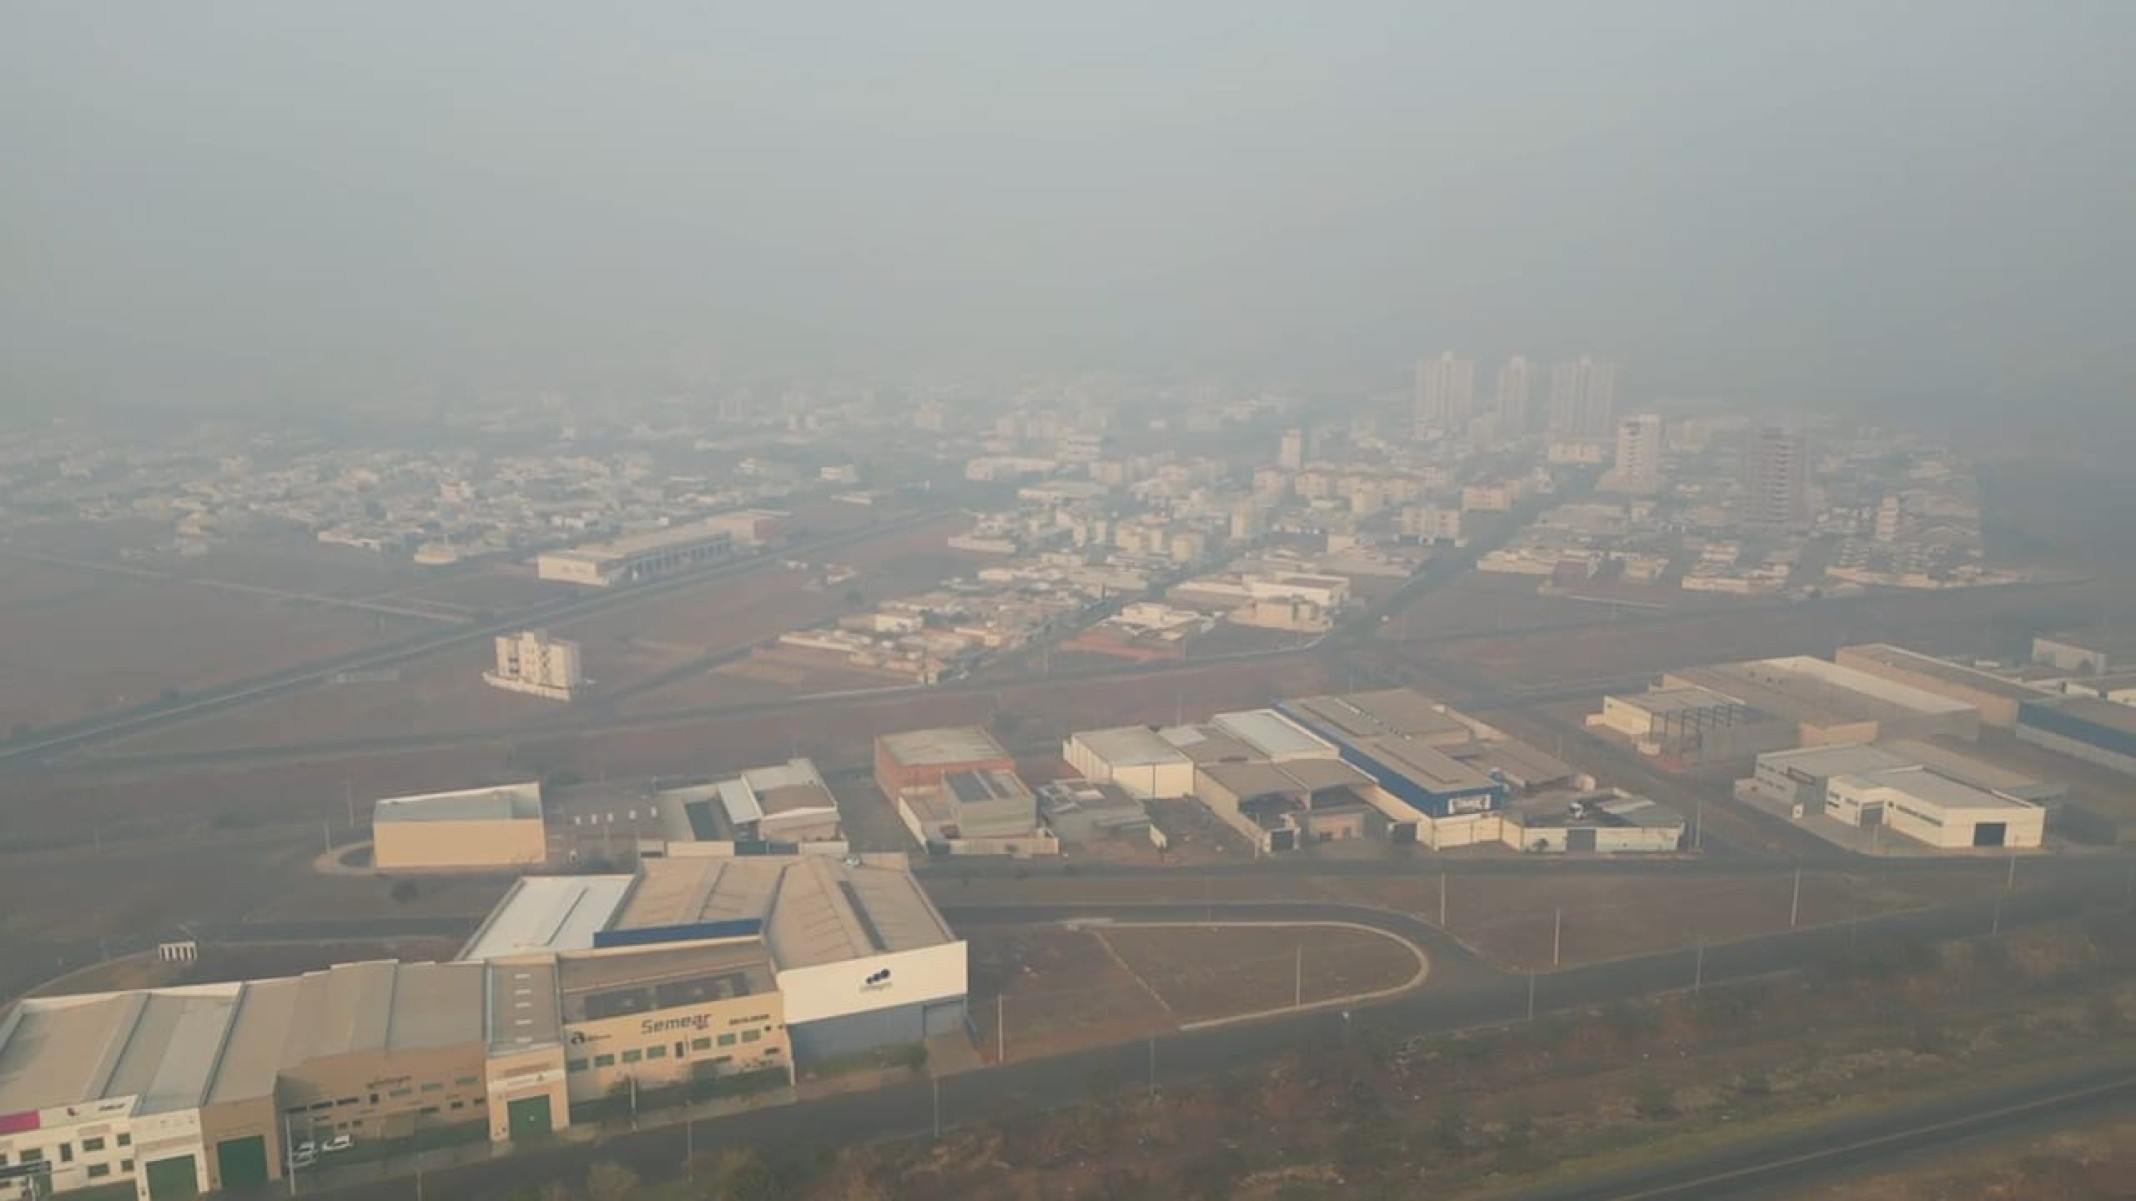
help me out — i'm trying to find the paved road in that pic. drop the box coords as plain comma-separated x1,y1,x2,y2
240,869,2130,1201
1509,1059,2136,1200
0,505,956,770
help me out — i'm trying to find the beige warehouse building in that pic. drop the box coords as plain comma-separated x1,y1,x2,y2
1833,644,2051,729
0,960,573,1201
372,781,548,871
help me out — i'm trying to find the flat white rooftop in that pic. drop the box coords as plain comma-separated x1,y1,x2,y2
878,726,1009,767
1071,726,1193,768
1211,709,1333,759
1756,743,1912,780
1838,766,2037,813
457,875,634,960
375,780,543,823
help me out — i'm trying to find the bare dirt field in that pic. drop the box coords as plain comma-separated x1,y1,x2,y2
965,924,1173,1062
374,562,574,614
0,558,430,736
1096,923,1422,1022
83,513,978,754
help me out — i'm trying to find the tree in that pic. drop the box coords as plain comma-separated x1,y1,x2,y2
705,1148,778,1201
1632,1071,1675,1121
585,1162,640,1201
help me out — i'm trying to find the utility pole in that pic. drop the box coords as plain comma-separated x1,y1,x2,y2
1552,907,1562,967
1790,867,1802,929
2005,854,2017,893
1294,943,1303,1008
1693,793,1704,852
1439,871,1448,927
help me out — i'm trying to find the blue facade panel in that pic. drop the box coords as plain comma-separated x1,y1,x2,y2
1329,741,1504,818
2021,702,2136,762
591,919,761,949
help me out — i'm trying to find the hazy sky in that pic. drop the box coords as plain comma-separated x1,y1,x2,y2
3,2,2131,413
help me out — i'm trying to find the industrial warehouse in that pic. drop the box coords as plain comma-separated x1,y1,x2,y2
370,780,549,871
1058,690,1686,855
0,856,962,1201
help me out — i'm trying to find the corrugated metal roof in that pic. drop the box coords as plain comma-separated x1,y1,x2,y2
0,993,147,1115
1287,691,1471,744
1355,735,1496,794
104,990,241,1115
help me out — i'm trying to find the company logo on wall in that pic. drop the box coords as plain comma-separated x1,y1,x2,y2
861,968,893,992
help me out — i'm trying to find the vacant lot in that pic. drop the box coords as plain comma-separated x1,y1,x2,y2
83,515,976,754
1098,923,1423,1023
966,925,1173,1062
0,558,428,737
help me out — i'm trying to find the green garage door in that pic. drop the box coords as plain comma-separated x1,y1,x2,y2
216,1135,270,1190
145,1154,200,1200
507,1094,553,1141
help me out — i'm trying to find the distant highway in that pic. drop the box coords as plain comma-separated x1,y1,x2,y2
0,505,958,770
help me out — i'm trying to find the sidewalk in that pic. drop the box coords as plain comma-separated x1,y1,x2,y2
290,1084,802,1194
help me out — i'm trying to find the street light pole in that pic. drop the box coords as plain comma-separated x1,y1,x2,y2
1790,867,1801,929
1552,907,1562,967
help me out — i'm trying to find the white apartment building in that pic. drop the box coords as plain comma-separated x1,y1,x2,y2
483,630,583,701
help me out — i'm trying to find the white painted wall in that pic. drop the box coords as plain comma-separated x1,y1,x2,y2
775,942,968,1026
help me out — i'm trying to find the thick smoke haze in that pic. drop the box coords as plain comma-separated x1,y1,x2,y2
2,1,2130,414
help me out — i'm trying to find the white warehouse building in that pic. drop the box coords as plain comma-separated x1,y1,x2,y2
1063,727,1196,799
1824,766,2044,850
